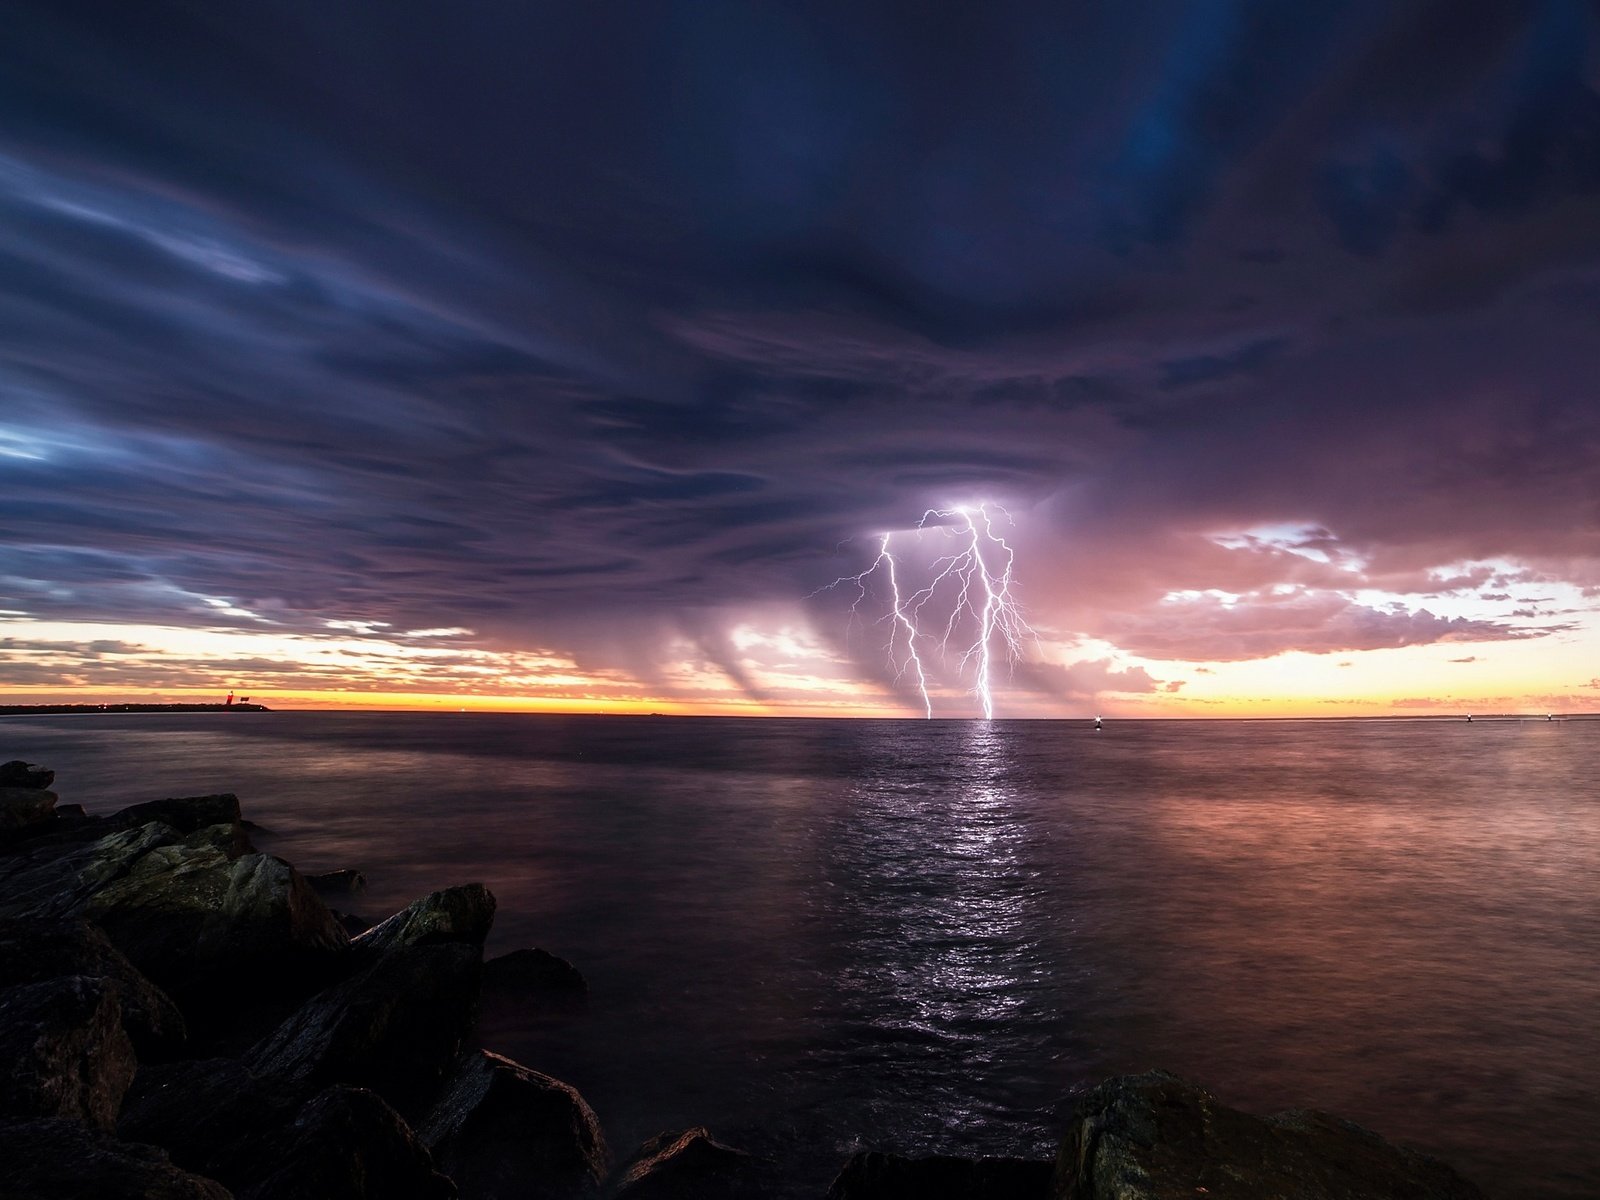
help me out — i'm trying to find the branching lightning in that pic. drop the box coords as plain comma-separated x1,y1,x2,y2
815,503,1039,719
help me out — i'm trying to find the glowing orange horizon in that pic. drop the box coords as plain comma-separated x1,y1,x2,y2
1,683,1591,720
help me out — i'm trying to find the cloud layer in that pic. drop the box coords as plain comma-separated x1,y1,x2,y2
2,2,1598,709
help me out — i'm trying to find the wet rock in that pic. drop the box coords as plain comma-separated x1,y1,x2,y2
481,947,588,1022
0,820,347,1041
5,795,252,857
249,941,481,1118
0,821,206,919
1057,1071,1486,1200
826,1152,1052,1200
120,1057,301,1185
420,1049,607,1200
82,832,348,1008
0,786,58,833
0,918,187,1056
336,910,373,937
354,883,496,954
241,1086,456,1200
307,868,367,896
0,760,55,789
107,795,245,837
0,975,137,1130
615,1127,770,1200
0,1118,232,1199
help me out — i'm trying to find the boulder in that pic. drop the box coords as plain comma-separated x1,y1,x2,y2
615,1127,770,1200
481,948,588,1023
0,787,59,833
0,975,137,1130
0,760,55,789
119,1057,302,1185
307,868,368,896
0,819,347,1042
0,918,187,1056
81,830,348,1008
241,1087,456,1200
354,883,496,954
0,821,182,916
3,794,252,855
248,941,482,1118
335,910,374,937
106,795,245,837
0,1117,232,1199
826,1152,1052,1200
1057,1071,1486,1200
420,1049,607,1200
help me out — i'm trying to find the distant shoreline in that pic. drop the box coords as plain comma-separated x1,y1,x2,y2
0,703,271,715
0,704,1593,721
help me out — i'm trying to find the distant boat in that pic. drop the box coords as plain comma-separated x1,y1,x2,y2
1094,715,1103,731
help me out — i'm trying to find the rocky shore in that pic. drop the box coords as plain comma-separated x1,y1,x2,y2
2,758,1488,1199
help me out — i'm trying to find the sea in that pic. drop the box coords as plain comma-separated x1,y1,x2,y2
4,712,1597,1198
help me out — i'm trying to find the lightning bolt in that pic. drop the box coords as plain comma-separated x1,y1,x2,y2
816,503,1039,719
812,533,933,718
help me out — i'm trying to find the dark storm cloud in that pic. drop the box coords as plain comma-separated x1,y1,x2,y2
3,1,1599,686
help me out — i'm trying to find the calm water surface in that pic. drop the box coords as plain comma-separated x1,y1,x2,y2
5,713,1597,1198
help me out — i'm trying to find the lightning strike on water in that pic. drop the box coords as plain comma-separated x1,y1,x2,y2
815,503,1040,719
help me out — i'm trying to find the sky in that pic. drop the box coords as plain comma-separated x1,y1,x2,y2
2,1,1599,718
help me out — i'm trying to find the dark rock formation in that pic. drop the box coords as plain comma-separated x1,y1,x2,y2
0,786,59,835
335,910,373,936
0,820,183,916
0,760,55,789
354,882,496,954
107,795,245,837
1,794,251,855
420,1049,608,1200
0,918,186,1056
307,868,368,896
248,941,482,1119
240,1086,456,1200
615,1127,770,1200
481,947,588,1024
120,1056,302,1185
0,1117,232,1199
0,818,348,1021
1056,1071,1486,1200
83,831,348,1008
827,1152,1052,1200
0,975,137,1130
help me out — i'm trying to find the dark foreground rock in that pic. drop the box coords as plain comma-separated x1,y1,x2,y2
120,1057,303,1184
248,941,482,1118
106,794,245,837
335,909,374,937
1,760,55,789
481,947,588,1024
241,1086,456,1200
0,975,137,1130
0,786,58,835
0,917,187,1056
3,793,249,854
827,1152,1052,1200
616,1127,772,1200
307,868,368,896
421,1049,608,1200
353,882,497,954
1057,1071,1486,1200
0,1117,231,1199
0,818,348,1027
